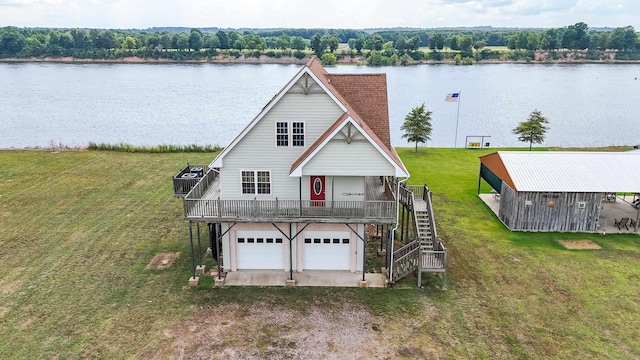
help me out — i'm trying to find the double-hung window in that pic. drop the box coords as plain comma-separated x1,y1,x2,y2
241,170,271,195
276,122,288,147
292,122,304,147
276,121,304,147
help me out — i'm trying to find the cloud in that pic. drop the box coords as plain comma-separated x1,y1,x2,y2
0,0,637,29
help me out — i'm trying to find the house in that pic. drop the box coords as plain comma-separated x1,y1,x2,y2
478,151,640,232
175,58,420,286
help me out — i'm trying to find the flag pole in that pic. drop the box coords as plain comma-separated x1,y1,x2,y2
454,91,461,148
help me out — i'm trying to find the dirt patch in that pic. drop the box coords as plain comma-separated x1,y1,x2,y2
145,302,439,359
0,267,25,295
146,252,180,269
558,240,601,250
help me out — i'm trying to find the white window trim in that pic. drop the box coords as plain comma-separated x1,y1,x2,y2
275,121,305,148
275,121,289,147
292,121,305,147
240,169,272,195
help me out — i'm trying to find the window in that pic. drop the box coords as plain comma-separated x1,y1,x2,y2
276,122,288,147
292,122,304,147
275,121,304,147
241,170,271,195
241,171,255,194
257,171,270,194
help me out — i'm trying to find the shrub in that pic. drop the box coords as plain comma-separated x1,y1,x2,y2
87,142,222,153
428,51,443,61
320,53,337,65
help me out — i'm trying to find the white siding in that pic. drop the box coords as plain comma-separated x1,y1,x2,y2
333,177,365,201
302,139,395,176
299,176,365,202
220,86,344,200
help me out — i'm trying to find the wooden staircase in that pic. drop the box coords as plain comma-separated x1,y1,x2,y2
414,208,434,249
391,184,446,287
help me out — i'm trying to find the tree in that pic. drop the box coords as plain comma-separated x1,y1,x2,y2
188,29,203,51
276,33,290,52
310,33,323,56
244,34,265,50
609,26,637,51
512,110,550,150
217,30,229,49
429,33,445,50
364,34,384,51
394,36,406,54
0,27,26,56
473,40,486,50
290,36,307,50
401,103,433,152
175,33,189,50
122,36,137,50
353,37,364,53
321,35,339,52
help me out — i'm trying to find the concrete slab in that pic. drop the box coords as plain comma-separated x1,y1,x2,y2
224,270,289,286
221,270,387,287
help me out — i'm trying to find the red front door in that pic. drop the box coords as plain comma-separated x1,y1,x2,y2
310,176,325,206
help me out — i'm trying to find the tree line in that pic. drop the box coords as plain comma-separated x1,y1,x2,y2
0,23,638,63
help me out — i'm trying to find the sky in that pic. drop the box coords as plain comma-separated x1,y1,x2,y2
0,0,637,30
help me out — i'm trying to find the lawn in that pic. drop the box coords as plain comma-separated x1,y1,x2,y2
0,148,638,359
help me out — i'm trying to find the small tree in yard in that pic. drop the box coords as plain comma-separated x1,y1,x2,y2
401,103,433,152
513,109,550,150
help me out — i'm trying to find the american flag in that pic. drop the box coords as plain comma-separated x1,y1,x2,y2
445,92,460,102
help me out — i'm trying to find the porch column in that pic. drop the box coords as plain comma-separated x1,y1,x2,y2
188,221,198,286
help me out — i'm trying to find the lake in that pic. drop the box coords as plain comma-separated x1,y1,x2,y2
1,62,639,149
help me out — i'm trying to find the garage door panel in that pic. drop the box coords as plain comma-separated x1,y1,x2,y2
236,231,284,270
303,231,351,270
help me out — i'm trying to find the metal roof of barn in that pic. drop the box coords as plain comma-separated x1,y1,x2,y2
479,151,640,193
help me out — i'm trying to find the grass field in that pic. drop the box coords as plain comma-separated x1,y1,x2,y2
0,148,639,359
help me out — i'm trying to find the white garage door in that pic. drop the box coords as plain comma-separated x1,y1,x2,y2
236,231,285,270
303,231,351,270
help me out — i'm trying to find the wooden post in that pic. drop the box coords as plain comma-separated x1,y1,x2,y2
400,205,405,243
215,224,222,279
188,222,196,279
196,222,202,266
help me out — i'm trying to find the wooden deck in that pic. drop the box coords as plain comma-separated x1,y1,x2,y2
184,174,397,223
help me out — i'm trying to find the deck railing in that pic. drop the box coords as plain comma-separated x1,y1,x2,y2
406,184,426,202
173,164,211,197
183,198,396,222
184,168,218,200
392,240,420,282
420,240,446,271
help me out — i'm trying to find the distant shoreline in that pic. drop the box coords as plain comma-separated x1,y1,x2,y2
2,54,640,65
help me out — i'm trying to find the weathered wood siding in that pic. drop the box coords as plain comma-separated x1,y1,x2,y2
499,182,603,232
220,84,343,200
301,127,395,176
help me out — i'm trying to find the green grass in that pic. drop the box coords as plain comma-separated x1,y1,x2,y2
0,148,639,358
